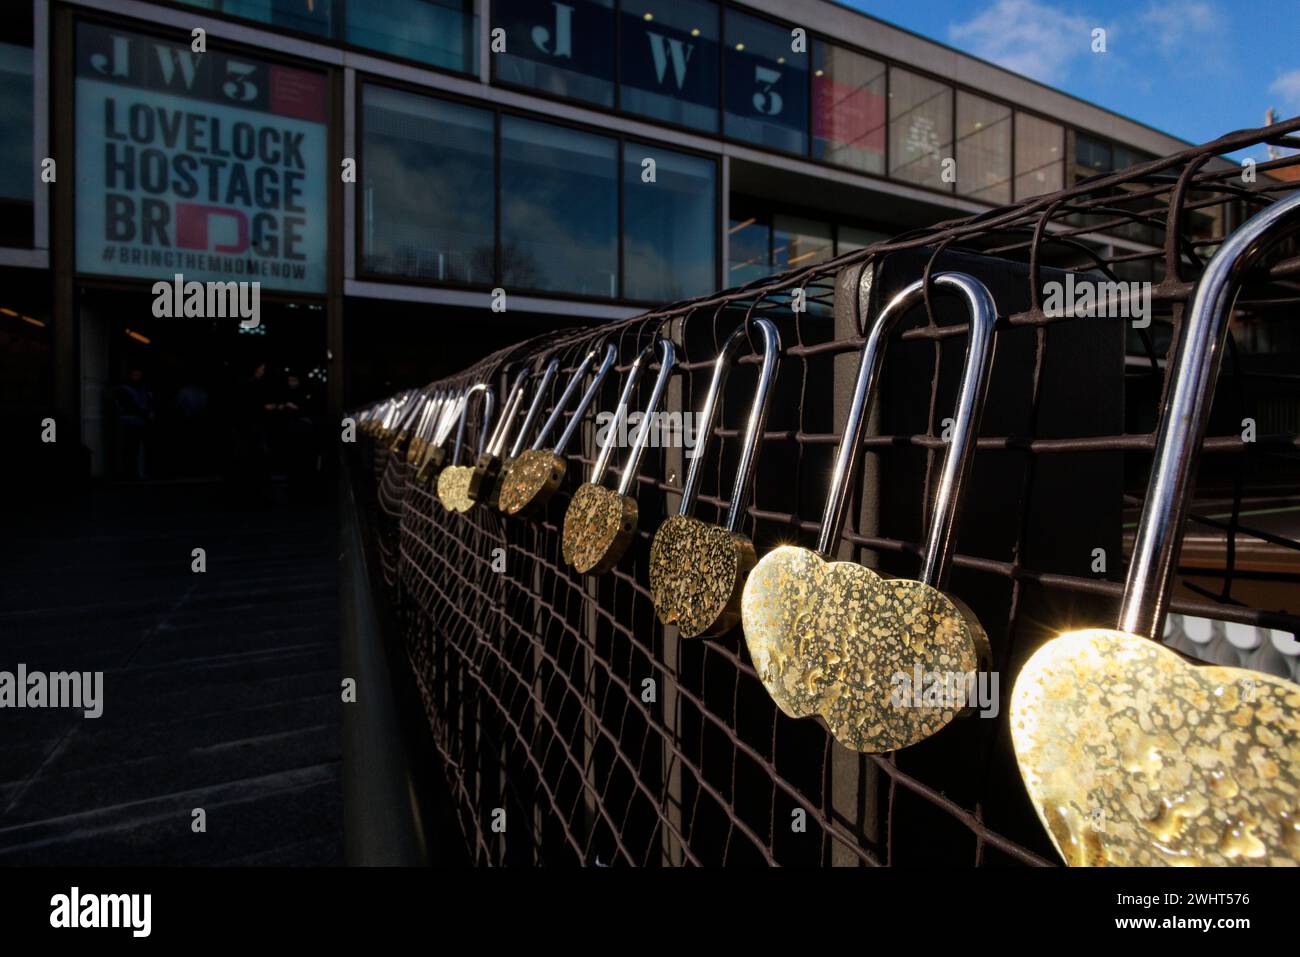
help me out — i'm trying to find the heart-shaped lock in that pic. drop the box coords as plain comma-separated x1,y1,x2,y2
562,338,675,575
1011,190,1300,866
374,389,413,447
648,318,781,639
415,389,466,485
743,272,998,752
466,363,546,509
498,344,617,518
405,390,446,466
388,387,431,454
437,382,495,513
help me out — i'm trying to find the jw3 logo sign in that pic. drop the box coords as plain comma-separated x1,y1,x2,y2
494,1,798,122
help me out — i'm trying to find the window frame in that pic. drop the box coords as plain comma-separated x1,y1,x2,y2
355,76,721,306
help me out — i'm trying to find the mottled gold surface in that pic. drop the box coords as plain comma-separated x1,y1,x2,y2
649,515,756,639
498,450,566,516
1011,629,1300,866
406,436,426,465
741,547,883,719
825,579,978,752
436,465,474,512
562,483,637,574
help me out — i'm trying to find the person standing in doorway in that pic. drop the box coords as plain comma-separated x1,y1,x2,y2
113,367,154,480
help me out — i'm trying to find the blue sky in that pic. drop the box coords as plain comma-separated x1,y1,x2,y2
842,0,1298,159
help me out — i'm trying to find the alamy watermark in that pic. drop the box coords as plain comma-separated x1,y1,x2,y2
595,410,703,457
891,666,999,718
151,273,260,328
0,665,103,718
1042,274,1152,328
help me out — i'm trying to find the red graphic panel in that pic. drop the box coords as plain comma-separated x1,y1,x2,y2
176,203,249,253
270,66,327,124
813,76,886,156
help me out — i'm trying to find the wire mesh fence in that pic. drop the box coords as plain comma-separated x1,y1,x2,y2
353,117,1300,866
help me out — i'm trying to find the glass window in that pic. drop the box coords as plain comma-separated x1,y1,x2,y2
619,0,719,132
501,116,617,297
1070,130,1112,182
728,211,772,287
723,10,808,155
888,68,952,190
221,0,333,38
772,214,832,271
493,0,615,107
837,225,889,255
811,42,885,175
0,7,34,248
346,0,476,72
1013,113,1063,200
361,86,495,285
623,145,715,301
955,92,1010,204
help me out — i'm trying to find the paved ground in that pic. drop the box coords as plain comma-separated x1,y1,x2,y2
0,481,343,865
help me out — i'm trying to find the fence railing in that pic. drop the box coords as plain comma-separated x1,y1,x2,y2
353,116,1300,866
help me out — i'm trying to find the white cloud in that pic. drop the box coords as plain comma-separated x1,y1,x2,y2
1140,1,1223,59
948,0,1093,84
1270,69,1300,115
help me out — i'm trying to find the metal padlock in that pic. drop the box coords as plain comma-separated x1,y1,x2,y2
406,390,446,466
744,272,998,752
386,389,426,453
437,383,495,513
415,389,465,485
373,391,408,445
562,338,675,575
497,344,617,518
466,364,543,508
477,358,559,512
648,318,780,639
1012,192,1300,867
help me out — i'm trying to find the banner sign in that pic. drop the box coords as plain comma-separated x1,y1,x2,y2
75,21,328,293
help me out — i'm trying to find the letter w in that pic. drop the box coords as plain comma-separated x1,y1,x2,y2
154,45,200,89
646,32,694,89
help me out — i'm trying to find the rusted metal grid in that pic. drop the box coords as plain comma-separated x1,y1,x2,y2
360,118,1300,866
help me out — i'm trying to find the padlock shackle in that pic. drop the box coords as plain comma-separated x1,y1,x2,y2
531,344,617,454
1119,190,1300,640
433,390,464,449
589,338,676,487
555,343,618,455
590,341,656,485
617,339,676,498
410,391,442,446
486,368,530,458
816,272,997,592
511,358,560,459
678,318,781,533
450,382,495,467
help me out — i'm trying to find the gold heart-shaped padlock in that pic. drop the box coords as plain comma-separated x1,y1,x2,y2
404,391,445,466
1010,190,1300,866
466,362,552,510
438,382,495,512
562,338,675,575
742,272,997,752
1012,629,1300,866
648,318,780,639
414,389,465,486
386,388,429,454
499,344,617,518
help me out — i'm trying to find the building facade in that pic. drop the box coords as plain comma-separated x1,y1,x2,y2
1,0,1203,481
